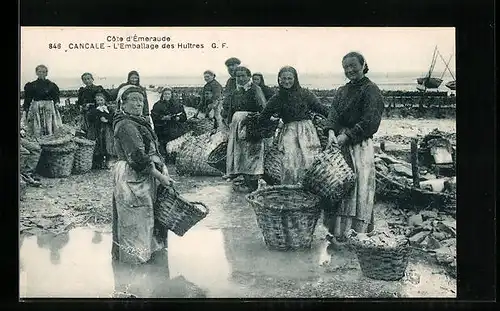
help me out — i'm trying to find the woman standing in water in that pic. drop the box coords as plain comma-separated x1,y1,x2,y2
258,66,329,185
76,72,109,138
252,73,275,101
151,87,188,160
323,51,385,243
113,71,151,121
22,65,63,138
222,66,267,192
112,85,174,264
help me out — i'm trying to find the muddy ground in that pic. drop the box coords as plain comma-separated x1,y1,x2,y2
19,118,456,298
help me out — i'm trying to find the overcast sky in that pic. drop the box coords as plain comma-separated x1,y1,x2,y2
20,27,455,81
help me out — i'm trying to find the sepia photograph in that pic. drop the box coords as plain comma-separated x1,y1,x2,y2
19,26,457,299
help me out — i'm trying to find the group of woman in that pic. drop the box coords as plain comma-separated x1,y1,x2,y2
20,50,384,264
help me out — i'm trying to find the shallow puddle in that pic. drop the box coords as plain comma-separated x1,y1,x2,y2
19,182,456,298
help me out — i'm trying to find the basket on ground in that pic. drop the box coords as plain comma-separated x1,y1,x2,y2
37,141,77,178
350,238,411,281
72,137,96,174
175,132,225,176
302,146,356,201
207,141,228,173
155,186,209,236
263,143,283,185
246,185,321,250
186,117,214,136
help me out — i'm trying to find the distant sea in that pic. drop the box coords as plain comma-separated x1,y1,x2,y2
19,71,456,93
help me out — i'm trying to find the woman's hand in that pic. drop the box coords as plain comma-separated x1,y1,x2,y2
162,115,171,121
100,116,108,123
336,133,349,147
326,130,338,149
158,174,175,187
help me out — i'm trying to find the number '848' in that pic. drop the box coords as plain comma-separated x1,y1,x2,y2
49,43,61,49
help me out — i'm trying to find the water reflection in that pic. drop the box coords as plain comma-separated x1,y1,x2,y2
36,231,70,265
92,231,103,244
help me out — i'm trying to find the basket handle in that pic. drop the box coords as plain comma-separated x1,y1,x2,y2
190,201,210,213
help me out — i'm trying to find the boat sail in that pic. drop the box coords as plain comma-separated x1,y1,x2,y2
416,46,443,90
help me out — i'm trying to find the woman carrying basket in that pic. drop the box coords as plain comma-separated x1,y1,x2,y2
258,66,329,185
221,66,267,192
323,51,385,244
112,85,175,264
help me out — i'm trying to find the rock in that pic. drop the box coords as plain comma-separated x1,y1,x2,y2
431,231,448,241
404,270,421,285
419,179,447,192
409,231,430,245
440,238,456,248
420,173,437,181
390,163,414,178
436,221,456,237
434,246,455,264
420,210,439,220
421,219,434,231
408,214,423,227
420,235,441,250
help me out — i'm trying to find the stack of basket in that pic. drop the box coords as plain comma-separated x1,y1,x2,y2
165,131,194,162
246,185,322,250
302,145,356,202
72,137,96,174
36,135,77,178
175,132,225,176
207,141,228,174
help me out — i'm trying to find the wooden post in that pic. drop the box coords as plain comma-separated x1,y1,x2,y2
411,138,420,188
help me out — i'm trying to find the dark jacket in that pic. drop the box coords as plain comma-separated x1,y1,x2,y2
199,79,223,113
23,79,60,112
77,84,109,108
323,77,385,145
221,83,266,124
150,99,188,142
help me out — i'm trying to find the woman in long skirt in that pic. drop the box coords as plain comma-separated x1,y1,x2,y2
323,51,385,244
258,66,329,185
221,66,267,192
22,65,63,138
112,85,174,264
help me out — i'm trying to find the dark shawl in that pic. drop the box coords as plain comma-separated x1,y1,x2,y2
23,79,60,112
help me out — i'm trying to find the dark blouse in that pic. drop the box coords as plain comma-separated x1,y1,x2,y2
259,88,328,124
224,77,237,97
221,84,266,123
23,79,60,112
260,85,276,101
323,77,385,145
199,79,223,113
77,85,108,108
114,117,161,173
150,99,188,142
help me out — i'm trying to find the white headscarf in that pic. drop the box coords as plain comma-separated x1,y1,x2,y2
116,84,136,106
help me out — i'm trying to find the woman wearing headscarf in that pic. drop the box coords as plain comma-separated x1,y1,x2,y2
323,51,385,244
76,72,109,138
112,85,174,264
258,66,329,185
22,64,63,138
252,73,275,101
112,70,150,119
197,70,223,117
150,87,188,159
221,66,267,192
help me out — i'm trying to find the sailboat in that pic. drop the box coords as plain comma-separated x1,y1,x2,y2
416,46,443,90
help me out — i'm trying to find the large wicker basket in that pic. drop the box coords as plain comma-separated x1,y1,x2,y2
207,141,228,173
155,186,209,236
244,113,280,142
175,132,225,176
350,237,411,281
310,113,328,150
246,185,321,251
263,143,283,186
186,117,214,136
72,137,96,174
165,131,193,160
37,141,77,178
302,146,356,201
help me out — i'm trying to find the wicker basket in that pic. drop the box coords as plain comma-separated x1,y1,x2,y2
302,146,356,201
165,131,193,159
175,132,224,176
263,143,283,186
351,238,411,281
246,185,321,250
186,117,214,136
244,113,280,142
154,186,209,236
37,142,77,178
207,141,228,173
310,113,328,150
72,137,96,174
